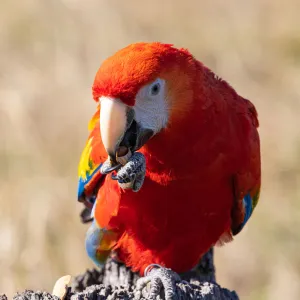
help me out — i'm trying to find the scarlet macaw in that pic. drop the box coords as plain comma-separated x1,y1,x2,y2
77,42,261,299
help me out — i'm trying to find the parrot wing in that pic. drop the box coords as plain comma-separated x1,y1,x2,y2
231,173,260,236
79,106,122,264
78,106,107,205
78,105,122,230
231,99,261,236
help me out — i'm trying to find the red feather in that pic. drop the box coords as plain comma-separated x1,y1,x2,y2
94,175,122,229
87,43,261,275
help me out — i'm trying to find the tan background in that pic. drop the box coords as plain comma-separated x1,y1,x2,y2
1,1,300,299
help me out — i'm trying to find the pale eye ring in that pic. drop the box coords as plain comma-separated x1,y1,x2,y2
150,82,161,96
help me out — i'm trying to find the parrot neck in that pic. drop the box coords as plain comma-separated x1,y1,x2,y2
140,64,241,182
140,104,207,181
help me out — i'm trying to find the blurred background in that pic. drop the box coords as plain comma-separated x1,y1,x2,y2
1,0,300,299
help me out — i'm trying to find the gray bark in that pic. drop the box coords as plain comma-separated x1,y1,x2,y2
9,249,239,300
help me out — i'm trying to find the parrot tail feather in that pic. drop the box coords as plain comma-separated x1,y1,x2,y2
85,221,120,266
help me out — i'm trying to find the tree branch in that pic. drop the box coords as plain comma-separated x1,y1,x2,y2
10,249,239,300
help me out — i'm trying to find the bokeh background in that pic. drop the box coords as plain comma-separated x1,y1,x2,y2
1,0,300,299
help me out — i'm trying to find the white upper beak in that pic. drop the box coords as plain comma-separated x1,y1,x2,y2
99,96,127,158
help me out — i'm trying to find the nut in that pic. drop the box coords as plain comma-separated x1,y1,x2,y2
52,275,72,300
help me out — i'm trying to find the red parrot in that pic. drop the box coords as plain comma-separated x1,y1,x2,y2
78,42,261,298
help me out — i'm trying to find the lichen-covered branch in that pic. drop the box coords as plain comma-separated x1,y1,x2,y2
11,249,239,300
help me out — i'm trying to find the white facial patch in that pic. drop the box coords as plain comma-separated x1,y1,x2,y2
134,78,169,134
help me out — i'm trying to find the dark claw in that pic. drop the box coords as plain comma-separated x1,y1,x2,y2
80,207,93,223
118,177,131,184
112,174,133,183
101,163,122,174
78,197,94,209
111,173,118,180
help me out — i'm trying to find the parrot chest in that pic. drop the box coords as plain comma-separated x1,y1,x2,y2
113,174,233,272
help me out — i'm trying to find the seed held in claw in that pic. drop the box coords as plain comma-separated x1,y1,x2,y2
117,146,128,157
52,274,72,299
116,146,132,165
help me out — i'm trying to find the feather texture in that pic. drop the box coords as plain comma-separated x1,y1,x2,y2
81,42,261,275
78,105,122,260
77,106,106,200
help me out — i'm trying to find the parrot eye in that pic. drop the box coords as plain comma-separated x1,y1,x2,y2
150,83,160,95
149,79,162,97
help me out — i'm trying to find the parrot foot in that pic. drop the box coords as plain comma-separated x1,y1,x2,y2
136,265,181,300
113,152,146,192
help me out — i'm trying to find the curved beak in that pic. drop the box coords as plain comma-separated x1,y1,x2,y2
99,97,132,163
99,96,154,169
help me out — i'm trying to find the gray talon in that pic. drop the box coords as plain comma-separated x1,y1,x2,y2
100,152,146,191
116,152,146,192
100,159,121,174
136,266,181,300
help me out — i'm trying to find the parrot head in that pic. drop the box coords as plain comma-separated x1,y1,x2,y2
93,42,201,165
